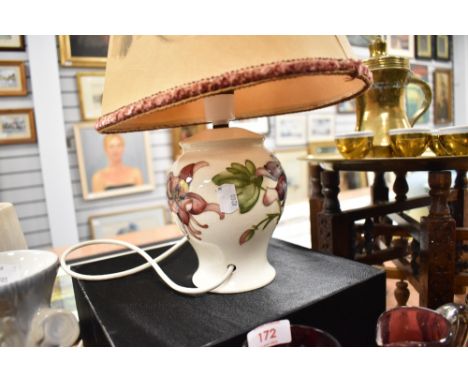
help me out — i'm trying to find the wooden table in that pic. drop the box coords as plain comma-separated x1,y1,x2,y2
304,155,468,309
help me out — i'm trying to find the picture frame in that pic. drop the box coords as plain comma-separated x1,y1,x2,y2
307,114,335,142
0,109,36,145
340,172,368,191
0,35,25,51
74,123,155,200
231,117,270,135
274,114,307,146
273,148,308,206
434,35,451,61
387,35,414,58
336,99,356,114
58,35,109,67
172,124,207,160
414,35,433,60
407,64,430,125
76,72,105,120
433,69,453,126
0,61,27,96
88,205,168,239
307,139,339,157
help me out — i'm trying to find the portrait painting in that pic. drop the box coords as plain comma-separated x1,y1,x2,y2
387,35,414,57
0,109,36,145
433,69,453,125
0,35,25,51
89,205,168,239
307,114,335,142
273,149,308,206
415,35,432,60
172,124,207,160
74,123,155,200
59,35,110,67
434,35,451,61
407,64,430,125
0,61,27,96
274,114,307,146
76,72,105,120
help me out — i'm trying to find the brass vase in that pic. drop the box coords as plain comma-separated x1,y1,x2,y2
356,37,432,157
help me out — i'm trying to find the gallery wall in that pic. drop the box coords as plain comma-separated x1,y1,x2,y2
0,39,53,248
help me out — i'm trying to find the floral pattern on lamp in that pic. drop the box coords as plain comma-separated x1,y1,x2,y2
167,161,225,240
212,158,287,245
166,128,287,293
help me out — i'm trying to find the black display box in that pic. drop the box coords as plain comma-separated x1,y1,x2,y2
72,239,385,346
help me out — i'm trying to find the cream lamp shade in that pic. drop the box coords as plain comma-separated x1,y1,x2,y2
96,35,372,133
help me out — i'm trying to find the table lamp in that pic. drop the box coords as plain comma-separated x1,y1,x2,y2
96,36,372,294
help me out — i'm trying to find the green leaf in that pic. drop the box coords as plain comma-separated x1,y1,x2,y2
226,167,250,178
245,160,256,175
212,171,250,187
230,162,250,176
237,183,260,213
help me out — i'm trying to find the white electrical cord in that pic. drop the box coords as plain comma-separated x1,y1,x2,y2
60,237,235,295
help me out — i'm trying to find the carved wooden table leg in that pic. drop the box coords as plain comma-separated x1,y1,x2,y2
317,170,354,259
393,171,408,202
372,171,389,204
394,280,410,306
452,170,467,294
420,171,456,309
309,164,323,251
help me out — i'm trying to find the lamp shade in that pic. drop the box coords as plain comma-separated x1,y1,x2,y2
96,35,372,133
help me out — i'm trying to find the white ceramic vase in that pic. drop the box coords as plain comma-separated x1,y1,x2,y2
167,128,287,293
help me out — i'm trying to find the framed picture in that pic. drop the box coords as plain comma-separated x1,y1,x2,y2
414,35,432,60
59,35,109,67
74,123,155,200
434,35,451,61
307,114,335,142
407,64,430,125
89,205,168,239
0,35,25,51
274,114,307,146
172,124,207,160
387,35,414,58
0,109,36,145
336,99,356,114
273,148,308,206
231,117,269,135
340,172,368,191
433,69,453,125
76,72,105,120
346,35,378,48
307,139,338,157
0,61,27,96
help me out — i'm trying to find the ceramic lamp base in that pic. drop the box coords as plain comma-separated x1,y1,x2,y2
167,127,287,294
190,238,276,294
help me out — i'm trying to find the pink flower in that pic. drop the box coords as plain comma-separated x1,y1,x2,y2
167,161,224,240
256,160,287,207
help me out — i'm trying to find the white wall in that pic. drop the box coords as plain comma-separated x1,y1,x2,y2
0,39,53,248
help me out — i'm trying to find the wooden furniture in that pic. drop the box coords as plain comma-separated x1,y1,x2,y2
306,155,468,309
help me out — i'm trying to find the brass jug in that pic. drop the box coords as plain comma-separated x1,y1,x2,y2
356,37,432,157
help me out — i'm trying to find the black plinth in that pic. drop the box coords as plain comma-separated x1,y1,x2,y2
72,239,385,347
